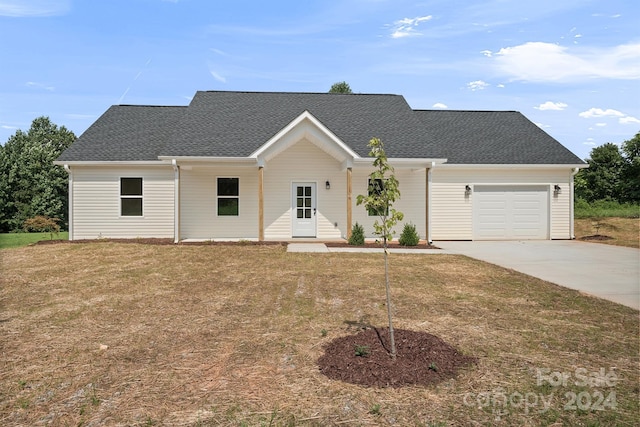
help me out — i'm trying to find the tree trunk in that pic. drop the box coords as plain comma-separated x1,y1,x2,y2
383,235,397,359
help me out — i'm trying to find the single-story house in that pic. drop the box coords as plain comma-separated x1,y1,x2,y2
55,90,586,243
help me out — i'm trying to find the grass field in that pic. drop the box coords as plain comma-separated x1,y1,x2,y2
1,243,637,426
574,217,640,248
0,232,68,249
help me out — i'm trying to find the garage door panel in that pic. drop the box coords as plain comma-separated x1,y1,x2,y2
474,185,548,240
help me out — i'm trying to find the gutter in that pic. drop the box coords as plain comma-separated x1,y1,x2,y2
63,165,73,241
570,167,580,239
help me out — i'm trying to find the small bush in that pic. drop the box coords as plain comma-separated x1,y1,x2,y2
348,222,365,245
398,222,420,246
354,345,369,357
23,216,60,240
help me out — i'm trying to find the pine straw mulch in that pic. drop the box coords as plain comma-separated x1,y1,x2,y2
578,234,614,241
318,327,477,387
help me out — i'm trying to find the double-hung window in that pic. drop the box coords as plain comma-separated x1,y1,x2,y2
120,178,143,216
217,177,239,216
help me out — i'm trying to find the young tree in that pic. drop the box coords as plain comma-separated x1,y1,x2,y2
329,81,353,94
620,132,640,203
356,137,404,359
0,117,75,232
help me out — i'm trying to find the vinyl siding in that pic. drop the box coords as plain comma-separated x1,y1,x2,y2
431,167,574,240
70,166,174,239
351,168,426,239
264,138,344,239
180,167,258,239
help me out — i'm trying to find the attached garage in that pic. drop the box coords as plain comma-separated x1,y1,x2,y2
473,185,548,240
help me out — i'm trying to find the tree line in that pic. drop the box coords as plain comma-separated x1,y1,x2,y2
575,131,640,204
0,117,75,232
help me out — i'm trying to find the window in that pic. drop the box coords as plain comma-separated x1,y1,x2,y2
367,178,387,216
121,178,143,216
217,177,239,216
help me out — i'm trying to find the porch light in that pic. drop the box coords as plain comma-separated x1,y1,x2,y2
326,180,331,190
465,185,472,195
554,184,561,194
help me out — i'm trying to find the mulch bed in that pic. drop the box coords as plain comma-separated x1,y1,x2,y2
34,238,285,246
325,242,440,250
579,234,614,241
317,327,477,388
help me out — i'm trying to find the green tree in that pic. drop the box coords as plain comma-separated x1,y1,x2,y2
329,81,352,94
575,143,625,202
0,117,75,232
620,132,640,203
356,137,404,359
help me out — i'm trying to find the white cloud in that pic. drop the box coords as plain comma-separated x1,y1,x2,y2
583,139,597,146
595,123,607,127
496,83,505,88
480,50,492,57
493,41,640,82
209,70,227,83
535,122,551,128
620,116,640,124
535,101,568,111
0,0,70,17
432,103,448,109
578,108,625,118
1,124,18,130
467,80,489,91
26,81,54,91
390,15,432,39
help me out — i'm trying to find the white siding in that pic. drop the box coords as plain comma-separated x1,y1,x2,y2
431,167,574,240
180,167,258,240
264,139,344,239
351,168,426,240
70,166,175,240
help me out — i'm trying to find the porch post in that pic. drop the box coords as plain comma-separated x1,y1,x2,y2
346,167,352,239
258,166,264,241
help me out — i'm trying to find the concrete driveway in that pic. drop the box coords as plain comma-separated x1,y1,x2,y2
435,240,640,310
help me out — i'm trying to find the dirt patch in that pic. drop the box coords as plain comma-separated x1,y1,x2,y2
34,238,285,246
318,327,476,388
579,234,614,241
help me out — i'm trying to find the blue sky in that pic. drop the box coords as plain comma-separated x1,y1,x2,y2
1,0,638,159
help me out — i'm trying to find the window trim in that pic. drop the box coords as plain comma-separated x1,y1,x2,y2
120,177,143,217
216,176,239,216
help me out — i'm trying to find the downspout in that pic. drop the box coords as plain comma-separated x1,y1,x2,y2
570,167,579,239
64,165,73,241
172,159,180,244
427,162,434,244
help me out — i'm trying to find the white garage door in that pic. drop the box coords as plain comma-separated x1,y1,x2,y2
473,185,549,240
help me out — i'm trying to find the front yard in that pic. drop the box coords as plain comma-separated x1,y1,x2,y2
1,243,638,426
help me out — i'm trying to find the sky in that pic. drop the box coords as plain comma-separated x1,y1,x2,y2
0,0,638,160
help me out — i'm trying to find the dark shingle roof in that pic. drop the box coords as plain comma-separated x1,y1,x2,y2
167,91,434,158
57,105,187,162
57,90,584,165
414,110,584,164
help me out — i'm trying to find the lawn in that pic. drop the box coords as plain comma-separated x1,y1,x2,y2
574,217,640,248
1,243,638,426
0,232,68,249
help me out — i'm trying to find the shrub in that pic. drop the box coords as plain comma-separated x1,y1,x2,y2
398,222,420,246
348,222,365,245
23,216,60,240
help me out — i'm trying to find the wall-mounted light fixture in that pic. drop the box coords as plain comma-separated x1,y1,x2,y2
465,185,472,196
326,180,331,190
554,184,561,195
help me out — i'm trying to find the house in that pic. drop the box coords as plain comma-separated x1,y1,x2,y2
55,90,586,243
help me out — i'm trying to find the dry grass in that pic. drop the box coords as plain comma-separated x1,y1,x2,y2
1,243,638,426
574,217,640,248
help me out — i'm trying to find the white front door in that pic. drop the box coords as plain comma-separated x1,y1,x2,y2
292,183,316,237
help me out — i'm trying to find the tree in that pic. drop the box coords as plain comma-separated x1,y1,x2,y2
0,117,75,232
356,137,404,359
620,132,640,203
575,143,625,202
329,81,352,94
